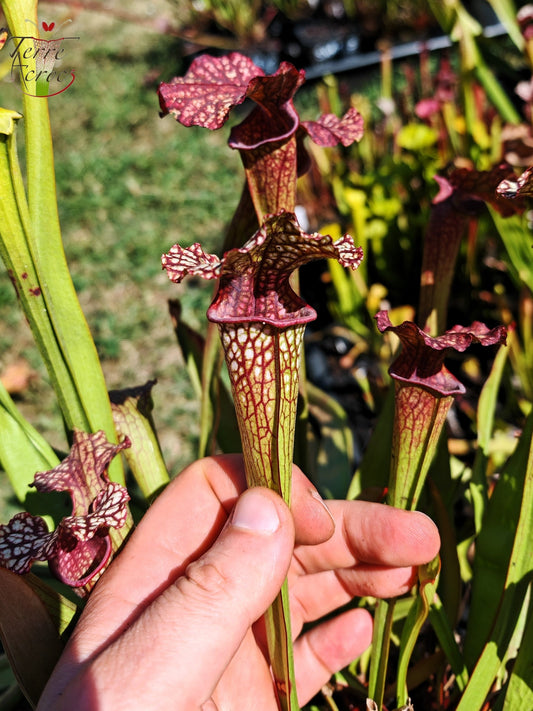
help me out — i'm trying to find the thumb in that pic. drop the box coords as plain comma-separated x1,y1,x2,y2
73,487,294,710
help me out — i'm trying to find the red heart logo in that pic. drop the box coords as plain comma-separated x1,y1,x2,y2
42,21,55,32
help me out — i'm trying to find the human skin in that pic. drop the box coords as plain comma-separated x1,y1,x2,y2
37,455,440,711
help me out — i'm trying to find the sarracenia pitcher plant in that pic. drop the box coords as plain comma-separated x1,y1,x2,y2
0,429,131,595
158,51,363,224
159,52,364,709
368,312,507,710
158,52,363,459
163,211,363,710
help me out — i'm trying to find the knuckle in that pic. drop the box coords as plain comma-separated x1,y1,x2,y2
179,558,229,598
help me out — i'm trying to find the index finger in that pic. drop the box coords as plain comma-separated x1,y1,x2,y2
286,501,440,631
294,500,440,574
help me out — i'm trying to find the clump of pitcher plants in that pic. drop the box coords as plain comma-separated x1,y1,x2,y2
0,2,532,709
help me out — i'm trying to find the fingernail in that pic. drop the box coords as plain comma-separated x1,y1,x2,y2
231,490,281,534
309,488,335,525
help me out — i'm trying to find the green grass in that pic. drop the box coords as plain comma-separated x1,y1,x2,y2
0,2,243,474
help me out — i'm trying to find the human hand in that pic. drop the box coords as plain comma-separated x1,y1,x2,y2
37,455,440,711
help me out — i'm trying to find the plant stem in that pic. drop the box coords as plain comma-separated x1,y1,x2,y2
368,598,396,709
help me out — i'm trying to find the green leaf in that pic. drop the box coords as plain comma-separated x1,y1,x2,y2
367,598,395,710
306,381,354,499
489,209,533,293
397,124,438,152
0,569,65,709
110,381,170,501
486,0,525,51
502,592,533,710
0,114,78,416
457,578,530,711
168,300,240,456
1,0,123,483
396,556,440,707
470,340,510,534
427,471,462,625
0,381,65,526
464,409,533,667
328,258,369,339
458,409,533,709
22,572,79,637
429,596,469,692
427,0,456,34
473,60,521,125
0,108,123,483
199,322,230,458
348,386,394,499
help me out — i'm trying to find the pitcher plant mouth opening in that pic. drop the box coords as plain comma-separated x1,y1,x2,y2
375,310,507,511
376,311,508,396
0,429,130,595
158,52,364,221
162,210,363,496
163,212,363,325
157,52,363,153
